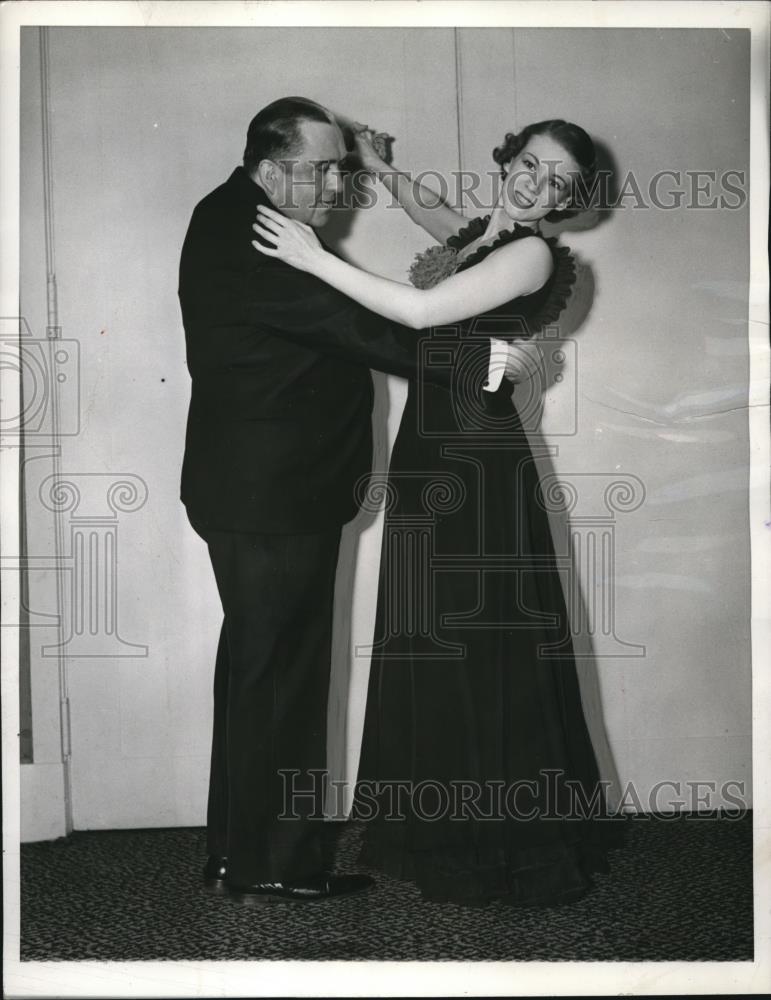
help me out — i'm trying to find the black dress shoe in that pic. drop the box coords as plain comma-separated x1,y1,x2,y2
226,872,375,905
202,855,228,895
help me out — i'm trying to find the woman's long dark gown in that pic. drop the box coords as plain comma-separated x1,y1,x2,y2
354,218,625,906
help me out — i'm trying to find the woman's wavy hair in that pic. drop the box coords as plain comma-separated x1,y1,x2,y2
493,120,597,221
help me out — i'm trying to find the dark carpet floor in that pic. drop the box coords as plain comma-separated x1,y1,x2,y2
20,813,752,962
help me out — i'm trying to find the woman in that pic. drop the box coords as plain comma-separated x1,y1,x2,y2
253,120,625,907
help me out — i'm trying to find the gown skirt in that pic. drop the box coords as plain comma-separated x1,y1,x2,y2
354,373,626,907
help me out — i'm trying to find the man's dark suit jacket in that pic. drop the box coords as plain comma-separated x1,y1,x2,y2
179,166,491,534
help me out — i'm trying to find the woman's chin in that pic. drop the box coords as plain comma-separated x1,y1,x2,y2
505,210,538,229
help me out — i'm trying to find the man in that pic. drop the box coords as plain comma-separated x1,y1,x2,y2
179,96,525,904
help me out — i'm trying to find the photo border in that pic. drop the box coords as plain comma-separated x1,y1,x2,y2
2,2,769,996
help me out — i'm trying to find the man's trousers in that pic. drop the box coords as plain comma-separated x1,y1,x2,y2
190,515,342,884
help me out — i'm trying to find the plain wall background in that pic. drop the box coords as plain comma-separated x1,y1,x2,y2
19,26,751,835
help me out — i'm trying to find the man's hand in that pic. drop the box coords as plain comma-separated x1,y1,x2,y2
504,340,543,384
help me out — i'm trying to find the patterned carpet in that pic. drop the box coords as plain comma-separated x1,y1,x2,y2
20,813,752,962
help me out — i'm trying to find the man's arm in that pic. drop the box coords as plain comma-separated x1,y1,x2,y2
181,207,493,392
247,265,515,394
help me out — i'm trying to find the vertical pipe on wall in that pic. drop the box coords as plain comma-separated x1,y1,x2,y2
38,26,73,831
510,28,520,130
40,30,57,329
453,28,465,201
19,448,32,762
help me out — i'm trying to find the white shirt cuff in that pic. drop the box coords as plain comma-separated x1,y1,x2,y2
482,338,508,392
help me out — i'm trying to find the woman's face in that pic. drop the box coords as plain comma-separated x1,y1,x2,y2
501,133,581,225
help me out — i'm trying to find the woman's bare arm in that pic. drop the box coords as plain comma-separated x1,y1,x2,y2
352,126,468,244
253,206,552,330
376,168,469,245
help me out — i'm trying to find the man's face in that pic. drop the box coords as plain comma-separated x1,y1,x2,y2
270,119,346,228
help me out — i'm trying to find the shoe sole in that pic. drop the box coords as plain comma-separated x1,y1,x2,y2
202,879,229,897
226,882,375,906
227,890,282,906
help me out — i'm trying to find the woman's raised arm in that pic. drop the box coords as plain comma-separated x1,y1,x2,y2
352,126,469,245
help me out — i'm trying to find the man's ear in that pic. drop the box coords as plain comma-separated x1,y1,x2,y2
255,159,280,197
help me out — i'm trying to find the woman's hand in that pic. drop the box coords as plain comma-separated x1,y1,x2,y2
351,122,389,173
252,206,326,273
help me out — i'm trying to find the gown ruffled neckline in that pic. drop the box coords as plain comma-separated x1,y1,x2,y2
408,214,577,335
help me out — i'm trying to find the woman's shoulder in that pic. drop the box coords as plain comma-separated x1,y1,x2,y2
457,221,554,267
488,230,553,265
459,226,556,290
479,234,557,304
473,229,578,331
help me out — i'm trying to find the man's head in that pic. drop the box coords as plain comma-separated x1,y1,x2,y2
244,96,347,228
